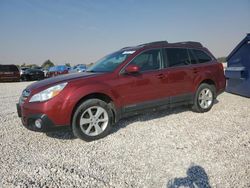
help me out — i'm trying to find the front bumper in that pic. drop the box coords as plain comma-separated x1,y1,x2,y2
16,103,56,132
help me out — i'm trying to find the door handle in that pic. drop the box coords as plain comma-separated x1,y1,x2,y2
156,74,166,79
193,68,198,74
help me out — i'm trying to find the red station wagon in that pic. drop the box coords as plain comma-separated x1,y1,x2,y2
0,64,20,82
17,41,226,141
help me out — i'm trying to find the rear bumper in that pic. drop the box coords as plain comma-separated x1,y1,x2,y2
16,103,67,132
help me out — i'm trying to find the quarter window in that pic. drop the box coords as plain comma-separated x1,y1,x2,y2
193,49,212,63
129,49,161,72
165,48,190,67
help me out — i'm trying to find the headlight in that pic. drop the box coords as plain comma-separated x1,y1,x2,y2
29,82,68,102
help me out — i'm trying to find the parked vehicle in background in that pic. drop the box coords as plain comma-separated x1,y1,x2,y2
46,65,69,78
17,41,225,141
225,33,250,97
42,68,49,77
21,69,45,81
69,64,87,73
20,67,29,76
0,64,20,82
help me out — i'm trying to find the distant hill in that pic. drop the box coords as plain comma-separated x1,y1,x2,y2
217,57,227,63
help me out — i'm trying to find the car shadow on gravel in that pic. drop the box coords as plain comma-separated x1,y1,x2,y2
44,106,189,140
44,99,220,140
45,127,76,140
167,164,211,188
111,99,220,134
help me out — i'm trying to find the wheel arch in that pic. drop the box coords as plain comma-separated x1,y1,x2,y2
197,79,217,98
200,79,216,87
70,92,117,127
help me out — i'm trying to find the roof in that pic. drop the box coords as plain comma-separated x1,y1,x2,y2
121,40,203,51
227,33,250,61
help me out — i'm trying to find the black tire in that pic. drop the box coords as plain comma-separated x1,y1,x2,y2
72,99,113,141
192,83,216,113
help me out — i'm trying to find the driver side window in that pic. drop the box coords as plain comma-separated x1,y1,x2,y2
130,49,161,72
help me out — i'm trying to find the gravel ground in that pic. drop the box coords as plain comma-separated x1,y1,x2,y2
0,81,249,188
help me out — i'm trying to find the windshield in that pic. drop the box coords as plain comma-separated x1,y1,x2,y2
87,50,135,72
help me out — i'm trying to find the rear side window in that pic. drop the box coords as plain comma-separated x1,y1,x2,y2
192,49,212,63
0,65,18,72
165,48,190,67
130,49,161,72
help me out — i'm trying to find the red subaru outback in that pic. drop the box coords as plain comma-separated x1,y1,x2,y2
17,41,225,141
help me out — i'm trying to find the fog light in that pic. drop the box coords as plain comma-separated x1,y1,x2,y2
35,119,42,129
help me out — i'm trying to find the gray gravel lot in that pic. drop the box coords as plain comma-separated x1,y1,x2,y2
0,81,249,188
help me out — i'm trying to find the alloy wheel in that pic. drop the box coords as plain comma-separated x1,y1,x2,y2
198,88,213,109
79,106,109,136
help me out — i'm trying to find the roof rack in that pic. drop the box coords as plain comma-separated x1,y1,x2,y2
172,41,203,48
121,40,203,50
120,41,168,50
139,41,168,47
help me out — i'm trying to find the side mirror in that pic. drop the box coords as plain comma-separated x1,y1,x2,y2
125,64,140,74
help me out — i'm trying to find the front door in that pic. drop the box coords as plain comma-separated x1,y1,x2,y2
116,49,169,112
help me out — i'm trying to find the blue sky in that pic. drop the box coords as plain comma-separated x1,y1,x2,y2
0,0,249,65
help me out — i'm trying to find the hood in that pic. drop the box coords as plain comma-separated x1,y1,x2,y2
27,72,101,91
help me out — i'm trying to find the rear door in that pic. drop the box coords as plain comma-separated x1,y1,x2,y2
161,48,194,104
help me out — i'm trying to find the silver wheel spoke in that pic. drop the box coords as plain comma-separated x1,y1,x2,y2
200,100,205,108
95,107,105,118
88,108,94,118
205,89,209,95
207,96,212,100
85,124,93,134
204,100,208,108
199,95,204,100
98,117,108,123
80,118,91,125
94,124,102,134
201,90,206,96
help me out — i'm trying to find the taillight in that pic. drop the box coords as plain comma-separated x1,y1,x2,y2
218,62,224,71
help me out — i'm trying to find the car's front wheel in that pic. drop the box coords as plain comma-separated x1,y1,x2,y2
72,99,113,141
192,83,215,113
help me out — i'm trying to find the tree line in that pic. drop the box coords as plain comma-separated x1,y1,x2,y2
19,60,71,70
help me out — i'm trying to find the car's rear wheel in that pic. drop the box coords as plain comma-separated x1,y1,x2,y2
72,99,113,141
192,83,215,113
